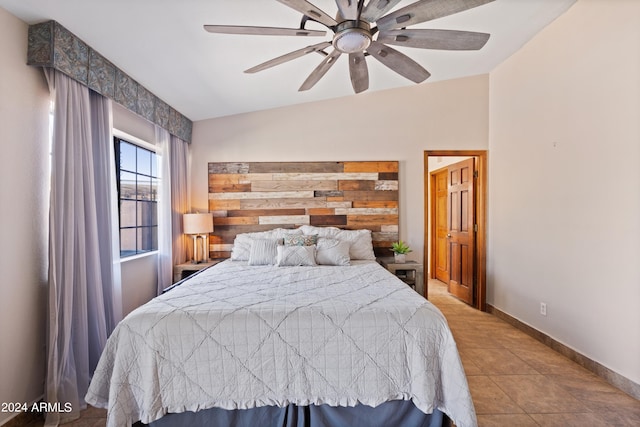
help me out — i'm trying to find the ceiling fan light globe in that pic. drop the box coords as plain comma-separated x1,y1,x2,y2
333,28,371,53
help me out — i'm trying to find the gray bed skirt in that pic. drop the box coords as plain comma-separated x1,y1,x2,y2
146,400,450,427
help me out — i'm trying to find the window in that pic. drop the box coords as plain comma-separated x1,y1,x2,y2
114,136,159,258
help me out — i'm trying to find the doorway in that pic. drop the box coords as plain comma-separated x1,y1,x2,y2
423,150,487,311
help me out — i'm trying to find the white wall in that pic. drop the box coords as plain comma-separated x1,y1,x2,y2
120,254,158,316
191,75,490,263
0,7,50,425
489,0,640,384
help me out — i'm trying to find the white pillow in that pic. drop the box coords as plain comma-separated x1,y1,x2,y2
316,238,351,266
276,245,317,267
298,225,376,260
248,239,279,266
231,228,302,261
230,234,253,261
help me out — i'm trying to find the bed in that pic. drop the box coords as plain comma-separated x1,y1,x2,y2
86,226,476,427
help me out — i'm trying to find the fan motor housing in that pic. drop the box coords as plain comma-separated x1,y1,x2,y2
332,21,372,54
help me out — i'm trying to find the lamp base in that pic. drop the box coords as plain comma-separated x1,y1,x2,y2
189,234,209,264
190,235,199,264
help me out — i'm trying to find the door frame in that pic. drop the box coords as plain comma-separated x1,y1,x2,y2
424,150,487,311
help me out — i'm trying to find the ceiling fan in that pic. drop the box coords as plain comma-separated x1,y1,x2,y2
204,0,495,93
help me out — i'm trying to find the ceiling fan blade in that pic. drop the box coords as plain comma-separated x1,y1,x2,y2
299,49,342,91
349,52,369,93
204,25,326,37
361,0,403,23
376,0,495,31
367,41,430,83
245,42,332,73
276,0,338,28
336,0,359,20
377,29,490,50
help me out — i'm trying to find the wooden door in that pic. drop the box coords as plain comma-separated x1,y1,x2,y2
447,158,475,304
433,169,449,283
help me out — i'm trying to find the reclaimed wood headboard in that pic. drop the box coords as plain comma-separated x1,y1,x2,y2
207,161,399,259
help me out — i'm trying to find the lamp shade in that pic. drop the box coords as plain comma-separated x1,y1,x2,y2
183,213,214,235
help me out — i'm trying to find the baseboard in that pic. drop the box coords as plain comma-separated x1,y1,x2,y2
487,304,640,400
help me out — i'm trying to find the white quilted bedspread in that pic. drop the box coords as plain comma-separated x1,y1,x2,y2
85,260,477,427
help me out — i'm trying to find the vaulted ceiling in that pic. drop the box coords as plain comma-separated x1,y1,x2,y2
1,0,576,121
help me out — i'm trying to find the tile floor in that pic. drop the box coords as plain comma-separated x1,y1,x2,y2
428,279,640,426
24,279,640,426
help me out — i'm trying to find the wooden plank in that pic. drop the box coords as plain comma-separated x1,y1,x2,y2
237,173,274,182
378,172,399,180
252,180,337,192
310,215,347,226
306,208,335,215
209,183,251,193
338,180,375,191
209,235,225,245
315,190,343,198
343,190,399,201
208,162,250,174
241,198,328,209
342,224,381,232
210,191,315,200
375,180,399,191
327,201,352,208
209,199,241,211
210,251,231,259
343,161,398,173
227,209,306,217
259,215,310,225
214,224,298,237
373,241,395,250
352,200,398,209
211,244,233,252
347,214,399,226
209,174,240,185
381,224,399,233
272,172,378,181
372,231,399,242
248,162,344,173
214,217,259,226
334,208,398,215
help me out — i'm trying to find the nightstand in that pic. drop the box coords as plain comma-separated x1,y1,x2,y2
173,259,224,283
378,257,425,298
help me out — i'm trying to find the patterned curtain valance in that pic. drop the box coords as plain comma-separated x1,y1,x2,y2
27,20,192,143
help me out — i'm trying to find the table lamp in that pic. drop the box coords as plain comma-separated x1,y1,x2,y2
183,213,214,263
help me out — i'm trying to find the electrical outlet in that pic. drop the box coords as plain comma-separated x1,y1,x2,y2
540,302,547,316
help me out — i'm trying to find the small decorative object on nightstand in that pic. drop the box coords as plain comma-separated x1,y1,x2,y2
173,259,224,283
390,240,412,264
378,257,425,298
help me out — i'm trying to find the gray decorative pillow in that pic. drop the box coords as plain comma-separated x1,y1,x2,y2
284,234,318,246
316,238,351,266
276,245,317,267
231,228,302,261
248,239,279,266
